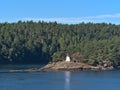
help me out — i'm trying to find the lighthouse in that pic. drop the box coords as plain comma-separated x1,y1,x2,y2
66,53,70,62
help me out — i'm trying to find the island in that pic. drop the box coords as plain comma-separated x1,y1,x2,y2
0,21,120,71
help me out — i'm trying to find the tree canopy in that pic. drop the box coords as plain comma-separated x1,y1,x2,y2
0,21,120,67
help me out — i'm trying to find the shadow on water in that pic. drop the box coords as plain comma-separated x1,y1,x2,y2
64,71,71,90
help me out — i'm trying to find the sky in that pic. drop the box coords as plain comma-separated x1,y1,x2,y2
0,0,120,24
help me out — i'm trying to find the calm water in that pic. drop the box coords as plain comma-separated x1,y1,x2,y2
0,65,120,90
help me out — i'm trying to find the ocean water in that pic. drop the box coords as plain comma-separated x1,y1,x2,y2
0,65,120,90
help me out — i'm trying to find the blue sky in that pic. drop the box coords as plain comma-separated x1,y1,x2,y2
0,0,120,24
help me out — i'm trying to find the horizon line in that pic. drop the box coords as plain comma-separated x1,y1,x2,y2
0,13,120,24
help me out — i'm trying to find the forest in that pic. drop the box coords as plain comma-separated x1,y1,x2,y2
0,21,120,67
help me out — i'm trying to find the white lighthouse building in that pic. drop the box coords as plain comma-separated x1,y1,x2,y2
66,53,70,62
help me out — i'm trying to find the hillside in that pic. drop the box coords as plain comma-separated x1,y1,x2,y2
0,21,120,68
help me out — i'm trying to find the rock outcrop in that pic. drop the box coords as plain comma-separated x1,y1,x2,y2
25,61,113,72
9,61,114,73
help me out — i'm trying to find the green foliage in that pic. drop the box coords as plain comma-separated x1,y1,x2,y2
0,21,120,67
52,51,65,62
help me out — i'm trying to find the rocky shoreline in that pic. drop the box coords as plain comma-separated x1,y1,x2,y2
24,61,114,72
9,61,114,73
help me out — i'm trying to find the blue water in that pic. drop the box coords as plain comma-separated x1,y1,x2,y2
0,65,120,90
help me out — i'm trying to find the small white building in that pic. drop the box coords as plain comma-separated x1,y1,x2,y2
66,53,70,62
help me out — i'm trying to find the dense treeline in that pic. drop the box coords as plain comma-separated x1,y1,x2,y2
0,21,120,67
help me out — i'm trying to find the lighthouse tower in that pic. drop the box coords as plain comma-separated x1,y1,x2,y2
66,53,70,62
